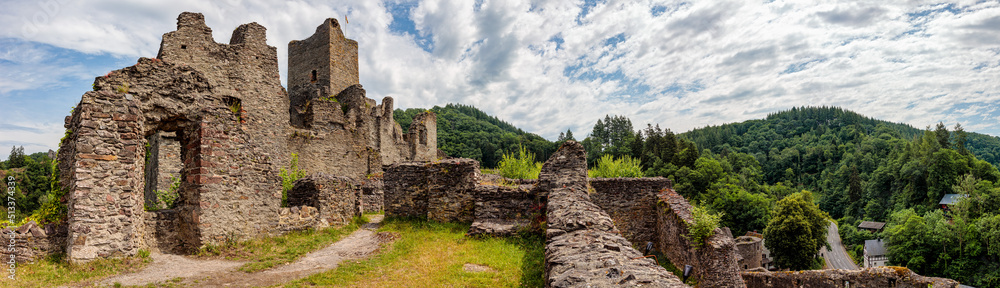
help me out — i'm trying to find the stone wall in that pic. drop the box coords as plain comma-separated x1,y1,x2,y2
467,184,537,236
2,221,66,263
383,159,479,222
60,90,148,262
741,267,958,288
287,173,361,228
656,188,745,287
735,235,764,270
143,210,180,254
589,177,671,249
541,141,687,288
361,177,384,213
278,206,321,232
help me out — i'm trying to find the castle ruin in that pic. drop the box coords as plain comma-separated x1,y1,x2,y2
55,12,435,262
0,11,960,287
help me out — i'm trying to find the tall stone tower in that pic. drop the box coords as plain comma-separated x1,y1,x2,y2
288,18,359,127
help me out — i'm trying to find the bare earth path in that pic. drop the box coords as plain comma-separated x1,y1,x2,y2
96,215,386,287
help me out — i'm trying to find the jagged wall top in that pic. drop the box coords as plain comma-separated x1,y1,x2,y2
288,17,359,99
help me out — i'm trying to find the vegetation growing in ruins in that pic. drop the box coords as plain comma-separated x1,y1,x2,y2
496,145,542,179
280,153,307,207
1,147,66,225
289,216,545,287
686,205,722,247
147,175,181,211
587,154,644,178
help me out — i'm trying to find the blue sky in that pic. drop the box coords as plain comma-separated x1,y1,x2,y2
1,0,999,159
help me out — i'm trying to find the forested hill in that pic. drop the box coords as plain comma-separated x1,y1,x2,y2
394,104,558,168
683,106,1000,176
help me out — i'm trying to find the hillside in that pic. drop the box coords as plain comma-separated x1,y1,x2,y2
394,104,557,168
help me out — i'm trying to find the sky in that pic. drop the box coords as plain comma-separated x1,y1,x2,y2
1,0,999,160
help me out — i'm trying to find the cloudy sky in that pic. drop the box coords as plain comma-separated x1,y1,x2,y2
1,0,999,159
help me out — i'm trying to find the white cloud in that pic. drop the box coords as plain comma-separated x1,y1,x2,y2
0,0,999,156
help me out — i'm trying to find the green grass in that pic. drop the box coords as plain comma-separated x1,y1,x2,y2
587,154,644,178
197,215,367,272
652,251,698,286
286,217,545,288
5,252,151,287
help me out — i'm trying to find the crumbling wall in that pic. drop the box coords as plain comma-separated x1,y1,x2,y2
383,159,479,222
278,206,321,232
589,177,670,249
467,184,537,236
287,173,361,228
656,188,745,287
541,141,687,288
2,221,66,263
741,267,958,288
287,18,437,179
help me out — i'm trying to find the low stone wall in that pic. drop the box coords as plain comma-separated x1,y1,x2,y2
541,141,687,287
3,221,50,263
288,174,361,228
467,184,536,236
590,177,671,249
383,158,479,222
656,188,745,287
278,206,321,232
741,267,959,288
143,210,181,254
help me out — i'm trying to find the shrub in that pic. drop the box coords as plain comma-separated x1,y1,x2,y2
687,206,722,247
280,153,307,206
588,154,644,178
496,145,541,179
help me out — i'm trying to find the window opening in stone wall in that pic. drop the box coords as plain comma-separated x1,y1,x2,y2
144,130,182,211
311,70,317,83
181,45,187,49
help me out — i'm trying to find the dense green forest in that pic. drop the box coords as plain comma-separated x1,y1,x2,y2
394,104,561,168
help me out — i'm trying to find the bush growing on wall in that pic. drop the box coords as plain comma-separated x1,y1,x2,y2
497,145,542,179
588,154,644,178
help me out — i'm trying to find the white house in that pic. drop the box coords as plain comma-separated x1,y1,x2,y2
864,239,888,268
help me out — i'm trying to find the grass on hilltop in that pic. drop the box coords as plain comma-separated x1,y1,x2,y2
286,217,545,288
4,251,151,287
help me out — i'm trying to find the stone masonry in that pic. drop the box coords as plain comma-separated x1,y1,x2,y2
287,173,361,228
58,12,437,262
589,177,671,251
383,158,480,222
735,235,764,270
741,267,958,288
541,141,686,287
656,187,745,287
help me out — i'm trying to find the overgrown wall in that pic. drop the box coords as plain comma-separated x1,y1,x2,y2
656,188,745,287
741,267,959,288
541,141,687,287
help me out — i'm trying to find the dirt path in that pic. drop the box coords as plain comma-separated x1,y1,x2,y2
96,215,388,287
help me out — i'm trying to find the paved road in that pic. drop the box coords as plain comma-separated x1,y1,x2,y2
823,222,860,270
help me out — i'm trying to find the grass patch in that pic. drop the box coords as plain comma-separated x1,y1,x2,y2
5,252,150,287
286,217,545,288
652,251,698,286
197,215,368,272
